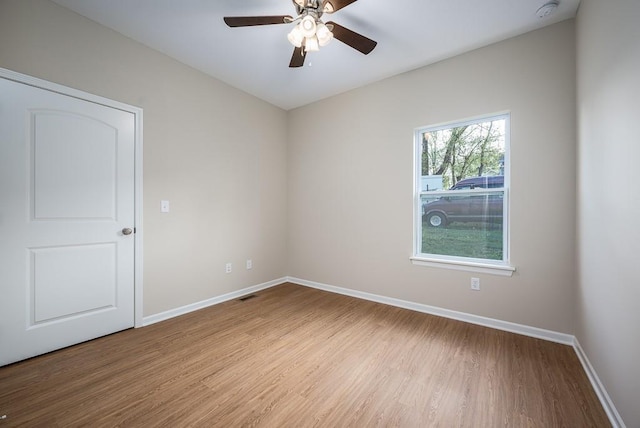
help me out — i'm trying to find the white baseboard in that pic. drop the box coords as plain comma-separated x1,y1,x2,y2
287,276,574,345
573,338,626,428
141,277,287,326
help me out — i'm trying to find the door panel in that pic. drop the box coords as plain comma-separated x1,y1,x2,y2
32,111,117,220
31,243,117,323
0,77,135,366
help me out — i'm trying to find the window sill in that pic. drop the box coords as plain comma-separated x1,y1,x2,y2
410,257,515,277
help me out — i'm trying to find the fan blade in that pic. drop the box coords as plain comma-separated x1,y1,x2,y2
224,15,293,27
289,46,307,68
326,21,377,55
322,0,358,13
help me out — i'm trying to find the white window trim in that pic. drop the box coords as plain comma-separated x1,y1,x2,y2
410,257,515,277
412,112,515,276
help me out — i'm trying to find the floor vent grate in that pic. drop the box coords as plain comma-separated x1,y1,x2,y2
238,294,257,302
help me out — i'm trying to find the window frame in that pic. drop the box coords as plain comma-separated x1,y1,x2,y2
411,113,515,276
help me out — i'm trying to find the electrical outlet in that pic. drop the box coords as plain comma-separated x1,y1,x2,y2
246,259,252,270
225,262,232,274
471,277,480,291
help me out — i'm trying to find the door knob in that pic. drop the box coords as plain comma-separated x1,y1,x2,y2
122,228,133,235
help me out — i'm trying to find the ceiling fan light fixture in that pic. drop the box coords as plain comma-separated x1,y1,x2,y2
316,22,333,46
287,25,304,47
305,36,320,52
224,0,378,68
300,16,317,38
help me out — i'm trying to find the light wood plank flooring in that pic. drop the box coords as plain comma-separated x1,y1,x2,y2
0,283,610,427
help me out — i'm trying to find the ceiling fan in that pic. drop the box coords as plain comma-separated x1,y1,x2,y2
224,0,377,68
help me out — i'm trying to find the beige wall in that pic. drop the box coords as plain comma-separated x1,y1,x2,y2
0,1,578,333
576,0,640,426
0,0,289,316
288,21,577,333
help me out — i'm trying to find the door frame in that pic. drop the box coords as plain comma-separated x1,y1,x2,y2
1,67,144,327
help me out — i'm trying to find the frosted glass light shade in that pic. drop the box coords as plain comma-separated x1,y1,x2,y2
316,23,333,46
300,16,317,38
288,25,303,48
305,36,319,52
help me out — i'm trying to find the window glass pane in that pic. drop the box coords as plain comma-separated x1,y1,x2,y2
421,191,504,260
420,119,505,191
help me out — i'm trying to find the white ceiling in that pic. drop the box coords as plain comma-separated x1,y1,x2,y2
51,0,579,110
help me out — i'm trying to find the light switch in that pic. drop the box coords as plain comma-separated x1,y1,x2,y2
161,200,170,213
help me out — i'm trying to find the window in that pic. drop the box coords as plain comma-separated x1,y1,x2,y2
412,113,514,275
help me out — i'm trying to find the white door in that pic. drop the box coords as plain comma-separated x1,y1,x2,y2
0,77,136,366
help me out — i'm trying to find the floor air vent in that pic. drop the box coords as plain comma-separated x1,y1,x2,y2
238,294,257,302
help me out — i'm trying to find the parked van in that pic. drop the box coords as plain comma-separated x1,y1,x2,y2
450,175,503,190
422,175,504,227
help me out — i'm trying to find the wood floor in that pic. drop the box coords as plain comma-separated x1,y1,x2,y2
0,283,609,427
